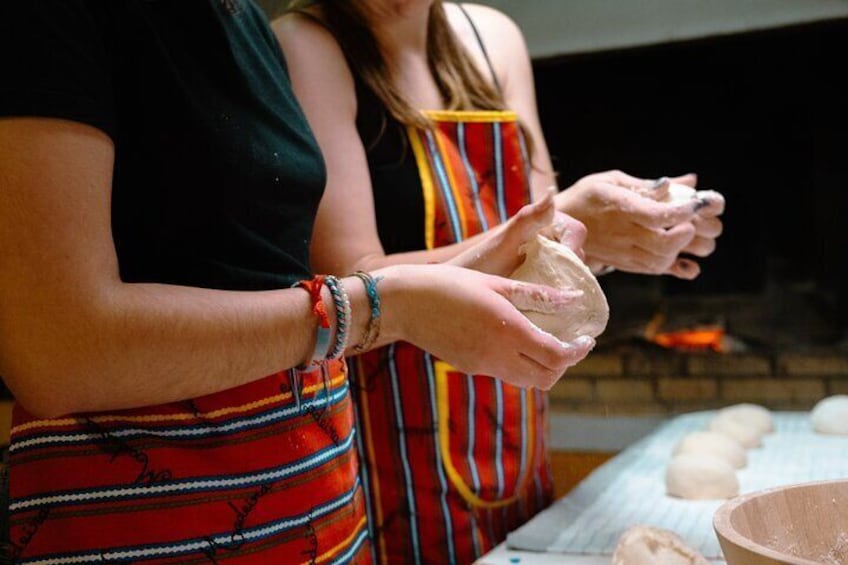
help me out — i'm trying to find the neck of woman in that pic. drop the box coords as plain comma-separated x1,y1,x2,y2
369,2,431,64
367,1,446,110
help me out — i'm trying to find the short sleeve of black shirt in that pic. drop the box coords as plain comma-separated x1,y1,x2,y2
0,0,327,291
0,1,115,137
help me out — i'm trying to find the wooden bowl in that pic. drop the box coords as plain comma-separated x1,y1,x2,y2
714,479,848,565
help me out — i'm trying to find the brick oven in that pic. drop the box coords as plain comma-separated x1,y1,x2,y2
538,17,848,422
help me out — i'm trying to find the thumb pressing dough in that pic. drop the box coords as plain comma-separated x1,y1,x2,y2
665,453,739,500
811,395,848,435
612,525,710,565
509,233,609,341
672,431,747,469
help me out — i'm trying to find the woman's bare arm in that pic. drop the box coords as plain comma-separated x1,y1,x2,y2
0,117,352,416
0,117,593,417
451,4,723,278
272,14,513,276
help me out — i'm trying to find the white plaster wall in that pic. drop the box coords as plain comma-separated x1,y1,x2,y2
479,0,848,58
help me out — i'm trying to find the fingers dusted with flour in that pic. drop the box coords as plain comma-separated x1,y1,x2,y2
505,281,584,314
376,264,595,389
554,170,728,278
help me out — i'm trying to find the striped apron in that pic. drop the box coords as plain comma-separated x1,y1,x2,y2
352,110,553,565
7,360,370,564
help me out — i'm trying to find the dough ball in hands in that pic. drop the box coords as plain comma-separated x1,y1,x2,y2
707,411,763,448
666,182,697,203
673,431,747,469
811,395,848,435
665,453,739,500
718,403,774,435
632,179,725,214
630,179,696,202
612,525,710,565
509,233,609,341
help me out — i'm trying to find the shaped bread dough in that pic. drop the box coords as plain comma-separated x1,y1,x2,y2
667,182,697,203
509,233,609,341
612,525,710,565
633,180,724,212
707,411,762,448
665,453,739,500
811,395,848,435
718,403,774,434
632,180,695,202
672,431,747,469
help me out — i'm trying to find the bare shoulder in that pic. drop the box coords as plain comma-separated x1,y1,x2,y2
443,2,528,82
444,2,525,51
271,12,344,61
270,11,357,111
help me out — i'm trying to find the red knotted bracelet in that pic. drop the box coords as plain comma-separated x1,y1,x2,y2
293,275,332,364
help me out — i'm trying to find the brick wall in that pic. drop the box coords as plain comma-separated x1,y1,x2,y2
549,349,848,416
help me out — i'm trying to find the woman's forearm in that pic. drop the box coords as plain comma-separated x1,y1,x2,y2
337,226,502,273
1,281,321,417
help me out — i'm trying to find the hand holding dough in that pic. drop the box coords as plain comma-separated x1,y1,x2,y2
509,233,609,341
633,179,723,213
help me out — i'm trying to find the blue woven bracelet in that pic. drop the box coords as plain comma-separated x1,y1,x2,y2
352,271,382,353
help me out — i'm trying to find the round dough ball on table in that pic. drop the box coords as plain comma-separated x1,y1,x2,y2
673,431,747,469
707,411,763,448
718,403,774,435
612,525,710,565
665,453,739,500
811,395,848,435
509,233,609,341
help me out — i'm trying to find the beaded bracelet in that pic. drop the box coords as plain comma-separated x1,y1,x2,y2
293,275,332,365
352,271,383,354
324,275,351,360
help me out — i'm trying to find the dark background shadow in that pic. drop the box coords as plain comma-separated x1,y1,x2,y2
531,19,848,347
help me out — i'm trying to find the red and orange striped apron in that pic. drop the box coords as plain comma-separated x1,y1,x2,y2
351,110,553,565
8,360,370,564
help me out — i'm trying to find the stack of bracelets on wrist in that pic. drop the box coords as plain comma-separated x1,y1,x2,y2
323,275,351,359
352,271,382,353
293,275,333,366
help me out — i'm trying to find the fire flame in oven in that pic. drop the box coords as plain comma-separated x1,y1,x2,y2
644,312,726,353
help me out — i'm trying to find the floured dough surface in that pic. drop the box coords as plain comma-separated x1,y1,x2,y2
633,180,724,212
666,182,697,203
718,403,774,434
665,453,739,500
612,525,710,565
509,233,609,341
811,395,848,435
631,180,696,202
707,411,763,448
673,431,747,469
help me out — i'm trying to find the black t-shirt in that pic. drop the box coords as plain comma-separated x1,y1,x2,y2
355,79,427,254
0,0,326,290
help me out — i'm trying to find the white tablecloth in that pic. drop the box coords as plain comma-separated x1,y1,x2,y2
487,410,848,562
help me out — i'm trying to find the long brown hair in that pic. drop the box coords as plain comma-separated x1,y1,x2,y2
286,0,506,130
